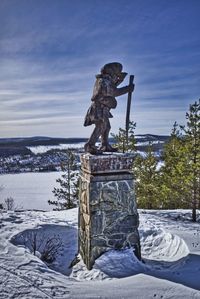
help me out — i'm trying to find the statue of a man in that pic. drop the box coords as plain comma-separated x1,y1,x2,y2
84,62,134,154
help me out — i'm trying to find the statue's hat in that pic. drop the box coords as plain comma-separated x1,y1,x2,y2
101,62,123,75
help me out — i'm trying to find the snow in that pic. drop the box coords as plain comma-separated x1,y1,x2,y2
27,143,85,154
0,208,200,298
136,141,164,146
27,139,164,155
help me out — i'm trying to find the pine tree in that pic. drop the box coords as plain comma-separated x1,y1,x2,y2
48,150,79,210
134,142,160,209
160,122,189,209
111,121,136,153
161,100,200,221
180,100,200,221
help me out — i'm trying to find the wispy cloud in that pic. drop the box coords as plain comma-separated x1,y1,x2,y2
0,0,199,137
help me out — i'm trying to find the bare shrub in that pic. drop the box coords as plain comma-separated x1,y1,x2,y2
4,197,15,211
0,185,4,211
40,235,63,263
15,230,63,263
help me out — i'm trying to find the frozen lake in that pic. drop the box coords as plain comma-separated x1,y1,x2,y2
0,172,63,211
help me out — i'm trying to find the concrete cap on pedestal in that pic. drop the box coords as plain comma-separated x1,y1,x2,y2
80,152,135,174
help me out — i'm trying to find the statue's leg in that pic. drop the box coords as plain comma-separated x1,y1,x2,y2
88,124,101,145
84,121,103,154
100,119,117,152
100,118,110,147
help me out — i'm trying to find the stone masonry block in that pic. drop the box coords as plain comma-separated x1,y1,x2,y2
78,153,141,270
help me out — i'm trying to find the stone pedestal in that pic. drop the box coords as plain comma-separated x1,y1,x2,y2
79,153,140,270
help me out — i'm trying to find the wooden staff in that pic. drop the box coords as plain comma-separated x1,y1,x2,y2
125,75,134,146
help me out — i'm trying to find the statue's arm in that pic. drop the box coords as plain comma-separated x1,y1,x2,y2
114,84,134,97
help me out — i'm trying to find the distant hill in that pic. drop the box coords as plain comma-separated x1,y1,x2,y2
0,137,88,157
134,134,170,153
0,135,170,157
0,137,88,146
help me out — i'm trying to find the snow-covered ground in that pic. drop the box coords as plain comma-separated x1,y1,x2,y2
0,208,200,298
27,143,85,154
136,141,165,146
27,138,164,155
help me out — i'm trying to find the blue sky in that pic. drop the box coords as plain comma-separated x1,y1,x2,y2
0,0,199,138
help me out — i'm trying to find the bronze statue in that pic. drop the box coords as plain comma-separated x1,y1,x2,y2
84,62,134,154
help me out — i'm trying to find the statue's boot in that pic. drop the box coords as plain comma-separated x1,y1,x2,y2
99,143,118,152
84,142,103,155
